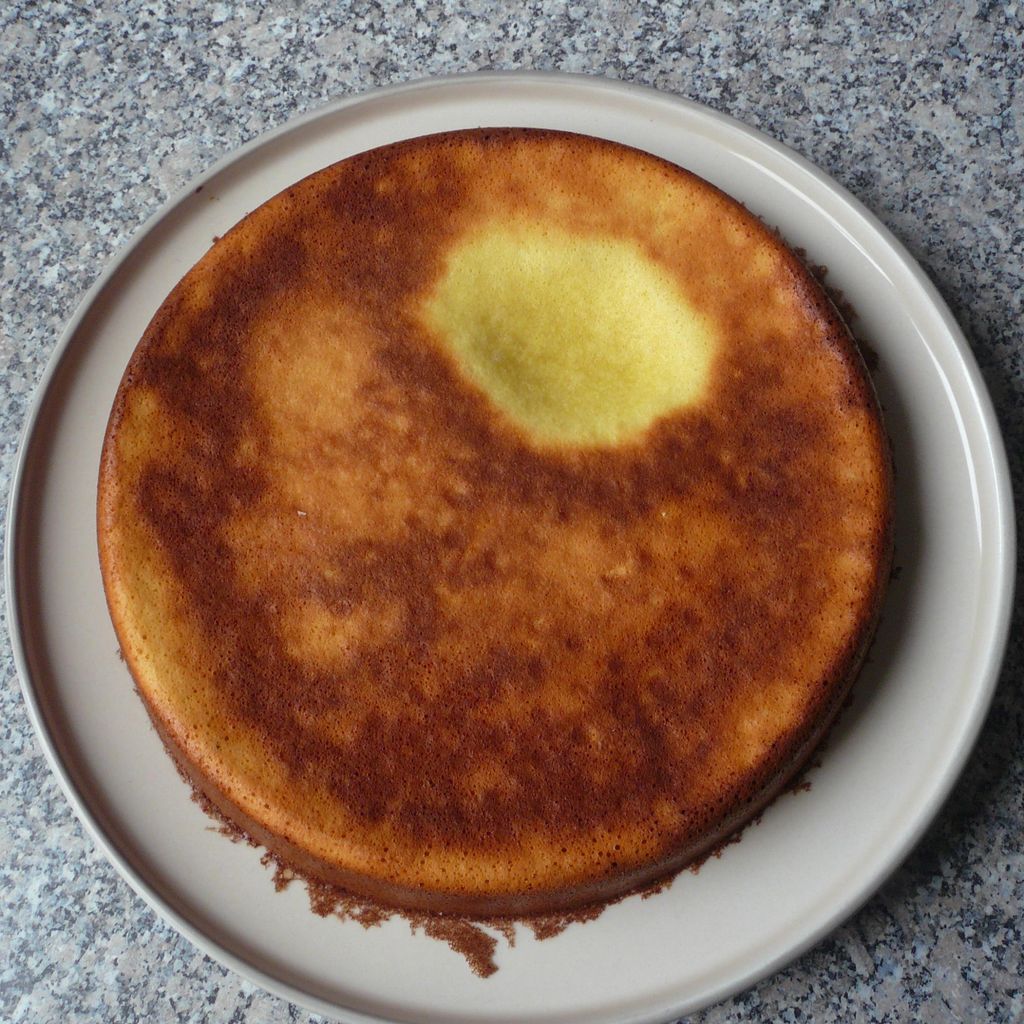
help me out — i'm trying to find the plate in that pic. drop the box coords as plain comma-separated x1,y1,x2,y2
7,72,1014,1024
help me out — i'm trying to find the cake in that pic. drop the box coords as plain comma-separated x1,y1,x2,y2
98,128,892,918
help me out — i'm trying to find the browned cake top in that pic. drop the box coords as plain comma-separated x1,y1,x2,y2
98,128,891,915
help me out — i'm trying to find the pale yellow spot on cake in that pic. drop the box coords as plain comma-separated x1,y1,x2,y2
423,221,719,446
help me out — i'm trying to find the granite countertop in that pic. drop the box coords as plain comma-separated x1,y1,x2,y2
2,2,1021,1021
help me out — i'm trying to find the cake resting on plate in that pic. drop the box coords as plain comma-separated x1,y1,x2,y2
98,128,892,917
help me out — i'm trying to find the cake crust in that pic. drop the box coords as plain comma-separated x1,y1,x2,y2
98,128,892,917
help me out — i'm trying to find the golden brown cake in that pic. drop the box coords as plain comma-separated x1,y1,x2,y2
98,128,892,918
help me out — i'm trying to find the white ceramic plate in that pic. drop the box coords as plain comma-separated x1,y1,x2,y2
7,73,1014,1024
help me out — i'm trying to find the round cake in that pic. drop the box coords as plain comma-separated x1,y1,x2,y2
98,128,892,917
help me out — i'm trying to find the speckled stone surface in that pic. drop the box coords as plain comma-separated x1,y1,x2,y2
1,2,1021,1022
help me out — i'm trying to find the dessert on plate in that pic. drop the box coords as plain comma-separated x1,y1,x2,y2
98,128,892,918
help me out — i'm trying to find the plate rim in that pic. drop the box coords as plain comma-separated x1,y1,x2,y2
5,69,1016,1024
